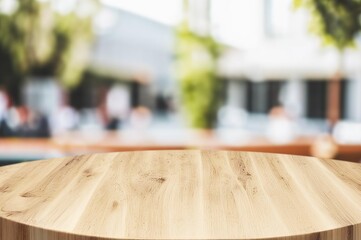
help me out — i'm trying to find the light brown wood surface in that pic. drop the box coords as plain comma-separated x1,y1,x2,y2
1,150,361,240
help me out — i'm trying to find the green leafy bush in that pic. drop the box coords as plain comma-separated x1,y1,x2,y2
0,0,97,87
175,22,222,129
294,0,361,50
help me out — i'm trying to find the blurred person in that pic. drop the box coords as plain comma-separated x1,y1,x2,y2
155,94,176,115
216,105,248,144
217,105,247,128
15,106,30,134
74,108,105,142
123,106,152,143
51,105,79,135
105,85,130,130
79,108,103,127
16,107,50,138
266,106,296,144
129,106,152,130
5,106,21,134
50,92,79,135
0,90,12,137
26,110,50,138
279,80,304,119
311,134,338,159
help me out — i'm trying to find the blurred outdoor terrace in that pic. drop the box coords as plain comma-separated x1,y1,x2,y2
1,0,361,164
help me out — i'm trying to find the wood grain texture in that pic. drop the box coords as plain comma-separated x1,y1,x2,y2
1,150,361,240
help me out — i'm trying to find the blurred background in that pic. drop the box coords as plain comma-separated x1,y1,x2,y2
1,0,361,165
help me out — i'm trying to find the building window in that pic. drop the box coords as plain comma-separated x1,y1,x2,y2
305,79,348,120
340,79,348,120
264,0,292,38
246,80,285,114
305,80,327,119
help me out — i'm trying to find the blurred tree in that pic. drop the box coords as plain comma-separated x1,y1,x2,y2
294,0,361,128
294,0,361,50
0,0,97,88
176,0,223,129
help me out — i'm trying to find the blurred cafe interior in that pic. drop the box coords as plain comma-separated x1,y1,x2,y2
1,0,361,165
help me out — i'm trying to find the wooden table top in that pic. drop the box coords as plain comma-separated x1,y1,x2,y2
1,150,361,240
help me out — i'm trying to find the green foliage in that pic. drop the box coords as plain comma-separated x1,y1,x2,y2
0,0,97,87
51,12,94,87
294,0,361,50
175,22,223,129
